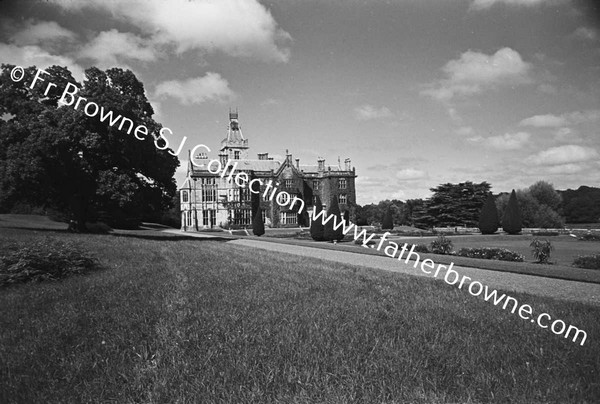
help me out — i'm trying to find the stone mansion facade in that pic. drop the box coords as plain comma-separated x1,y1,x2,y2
180,111,357,230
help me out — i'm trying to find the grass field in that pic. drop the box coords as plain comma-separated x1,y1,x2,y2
1,223,600,402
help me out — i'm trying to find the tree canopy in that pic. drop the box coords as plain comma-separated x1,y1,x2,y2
426,181,491,227
0,64,179,230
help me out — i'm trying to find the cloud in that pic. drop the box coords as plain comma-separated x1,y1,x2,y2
47,0,291,63
546,164,585,175
154,73,235,105
526,145,598,166
354,104,393,121
468,131,530,150
7,19,77,48
421,47,531,101
470,0,564,10
519,110,600,127
486,132,530,150
519,114,568,128
78,30,157,66
395,168,428,180
573,27,599,41
454,126,474,136
0,43,85,81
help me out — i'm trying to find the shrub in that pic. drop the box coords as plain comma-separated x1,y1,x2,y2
457,247,524,262
324,196,344,241
530,238,553,264
572,255,600,270
430,235,453,255
252,209,265,236
310,196,325,241
532,231,559,236
381,206,394,230
578,233,600,241
478,193,500,234
0,237,100,286
413,243,430,253
502,189,522,234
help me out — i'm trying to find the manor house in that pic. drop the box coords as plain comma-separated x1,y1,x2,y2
180,111,357,230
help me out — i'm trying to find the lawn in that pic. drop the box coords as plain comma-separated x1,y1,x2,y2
1,226,599,403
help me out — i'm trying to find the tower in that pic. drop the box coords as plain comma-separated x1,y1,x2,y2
219,110,249,162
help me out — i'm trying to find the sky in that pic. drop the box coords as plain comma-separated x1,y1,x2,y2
1,0,599,204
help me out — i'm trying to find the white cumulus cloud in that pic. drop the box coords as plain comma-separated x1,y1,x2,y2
0,43,85,81
354,104,393,121
395,168,428,180
519,110,600,127
526,145,599,166
9,19,77,47
573,26,599,41
47,0,291,63
421,47,531,101
470,0,565,10
486,132,531,150
78,30,157,66
154,73,235,105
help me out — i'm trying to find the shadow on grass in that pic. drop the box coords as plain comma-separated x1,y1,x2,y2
0,226,234,242
111,233,233,242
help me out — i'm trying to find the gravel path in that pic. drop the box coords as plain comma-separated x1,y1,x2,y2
229,239,600,307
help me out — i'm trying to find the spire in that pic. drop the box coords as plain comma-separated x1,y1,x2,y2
220,109,249,158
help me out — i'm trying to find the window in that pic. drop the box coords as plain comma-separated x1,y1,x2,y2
240,187,251,202
285,179,293,189
338,193,347,204
234,151,240,160
201,177,216,185
182,191,189,202
280,212,297,225
229,188,249,202
202,187,216,202
312,195,319,206
313,180,320,190
338,179,347,189
186,211,192,227
202,209,216,226
230,209,252,225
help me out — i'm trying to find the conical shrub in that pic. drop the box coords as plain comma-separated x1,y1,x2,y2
478,193,499,234
310,195,325,241
502,189,522,234
252,208,265,236
324,195,344,241
382,205,394,230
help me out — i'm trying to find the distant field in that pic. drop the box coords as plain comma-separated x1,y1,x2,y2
1,225,599,403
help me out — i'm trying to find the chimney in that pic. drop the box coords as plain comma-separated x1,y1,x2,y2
258,152,269,160
318,158,325,172
285,149,292,164
344,158,351,171
295,158,300,169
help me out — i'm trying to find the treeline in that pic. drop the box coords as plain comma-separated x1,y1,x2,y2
356,181,600,228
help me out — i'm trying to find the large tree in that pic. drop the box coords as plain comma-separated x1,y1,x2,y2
496,185,564,229
426,181,491,227
0,64,179,231
561,186,600,224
